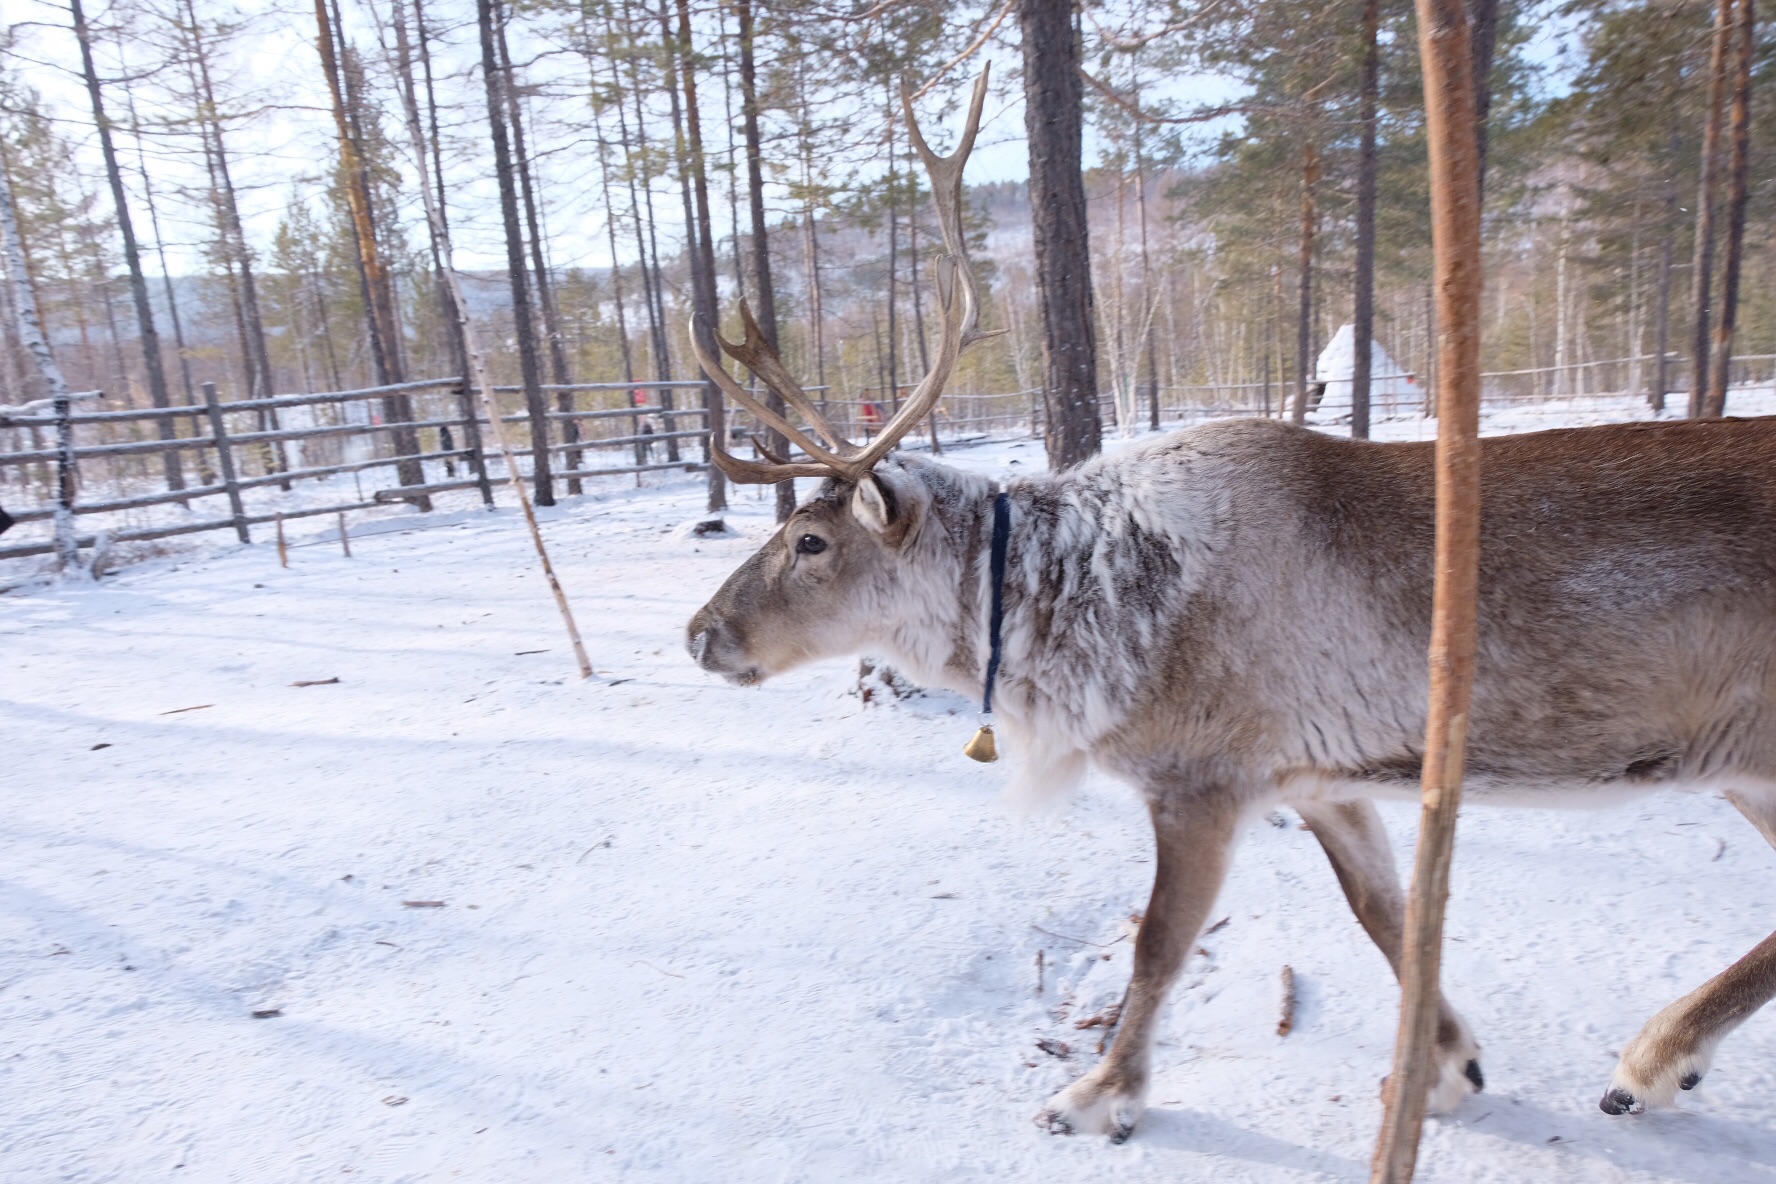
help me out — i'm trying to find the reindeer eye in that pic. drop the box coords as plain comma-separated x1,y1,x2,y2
796,533,827,556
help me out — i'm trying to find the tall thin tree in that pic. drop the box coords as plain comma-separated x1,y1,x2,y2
314,0,425,497
496,7,581,490
669,0,726,515
1350,0,1380,440
1688,0,1733,418
735,0,792,520
1018,0,1102,467
1702,0,1754,418
615,0,678,459
1292,139,1319,424
475,0,555,504
71,0,181,491
180,0,287,480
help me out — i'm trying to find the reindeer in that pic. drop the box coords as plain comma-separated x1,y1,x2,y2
684,68,1776,1143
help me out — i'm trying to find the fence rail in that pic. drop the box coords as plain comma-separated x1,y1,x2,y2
5,354,1773,567
0,377,719,562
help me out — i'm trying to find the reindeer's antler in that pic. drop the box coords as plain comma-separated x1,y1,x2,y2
689,65,997,485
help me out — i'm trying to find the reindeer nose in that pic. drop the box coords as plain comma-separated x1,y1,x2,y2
688,628,711,665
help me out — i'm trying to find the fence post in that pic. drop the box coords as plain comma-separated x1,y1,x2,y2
660,385,679,463
202,381,250,543
455,379,494,507
561,389,583,496
53,393,79,568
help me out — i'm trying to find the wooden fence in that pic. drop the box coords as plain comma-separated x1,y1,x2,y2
0,377,713,562
7,354,1770,566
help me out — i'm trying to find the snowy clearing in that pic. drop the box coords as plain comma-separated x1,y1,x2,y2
4,426,1775,1183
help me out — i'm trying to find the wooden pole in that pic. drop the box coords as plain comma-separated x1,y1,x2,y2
1370,0,1484,1176
276,512,288,567
201,382,250,544
337,511,351,558
385,0,593,681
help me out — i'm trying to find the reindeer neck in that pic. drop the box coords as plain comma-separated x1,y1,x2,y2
990,465,1200,753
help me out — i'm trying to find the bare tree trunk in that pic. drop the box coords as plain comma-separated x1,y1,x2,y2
905,141,942,456
804,207,825,384
496,8,580,491
1689,0,1733,418
795,56,827,397
884,87,900,419
1703,0,1754,419
1293,140,1319,424
319,0,393,386
396,0,491,506
123,80,196,410
1133,78,1159,432
182,2,288,482
1351,0,1380,439
1653,125,1678,413
608,0,678,460
391,8,592,679
592,119,635,390
309,269,345,391
1018,0,1101,467
1271,261,1285,416
735,0,793,518
0,163,78,566
72,0,181,492
669,0,726,515
415,0,473,395
475,0,554,504
313,0,426,498
1467,0,1499,195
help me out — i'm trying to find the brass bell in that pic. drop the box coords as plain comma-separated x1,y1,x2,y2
963,724,998,763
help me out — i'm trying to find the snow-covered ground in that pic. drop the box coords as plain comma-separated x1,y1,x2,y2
4,425,1775,1183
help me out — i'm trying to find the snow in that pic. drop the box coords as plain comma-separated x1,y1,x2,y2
4,429,1775,1183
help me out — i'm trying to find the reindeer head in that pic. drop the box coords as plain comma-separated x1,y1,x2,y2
687,68,1001,687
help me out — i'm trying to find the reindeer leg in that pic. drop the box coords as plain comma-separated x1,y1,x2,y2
1602,789,1776,1114
1295,798,1483,1113
1037,783,1242,1143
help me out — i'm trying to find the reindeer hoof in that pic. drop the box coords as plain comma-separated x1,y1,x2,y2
1037,1069,1148,1141
1605,1015,1718,1112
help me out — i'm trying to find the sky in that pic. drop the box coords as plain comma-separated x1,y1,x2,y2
7,0,1575,277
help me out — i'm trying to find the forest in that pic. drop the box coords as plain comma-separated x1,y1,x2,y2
1,0,1770,493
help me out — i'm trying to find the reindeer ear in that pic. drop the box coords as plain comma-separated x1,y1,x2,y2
851,473,894,534
852,470,921,548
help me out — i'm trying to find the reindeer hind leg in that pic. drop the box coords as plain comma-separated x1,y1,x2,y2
1601,788,1776,1114
1295,797,1483,1113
